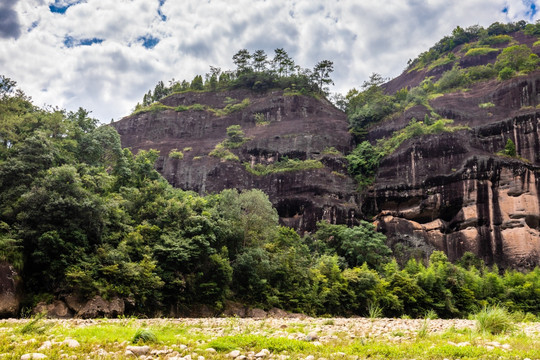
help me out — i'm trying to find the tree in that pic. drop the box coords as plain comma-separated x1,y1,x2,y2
225,125,245,145
252,50,268,72
495,45,539,72
504,138,516,157
233,49,252,74
312,60,334,94
190,75,204,90
314,220,391,270
0,75,16,99
272,48,294,77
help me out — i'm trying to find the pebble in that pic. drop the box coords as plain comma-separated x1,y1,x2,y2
38,341,52,351
126,345,150,356
229,350,241,358
20,354,47,360
255,349,270,358
62,339,80,348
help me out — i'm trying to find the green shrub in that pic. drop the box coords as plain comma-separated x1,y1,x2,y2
322,147,342,156
225,125,249,148
474,306,515,334
254,112,269,126
209,143,239,162
244,158,324,176
495,44,539,72
190,103,206,111
168,149,184,159
478,102,495,108
498,67,514,80
368,303,383,319
465,64,497,81
132,102,174,115
427,54,458,70
504,138,516,157
534,40,540,47
435,67,470,92
479,34,512,46
464,47,499,57
132,328,158,344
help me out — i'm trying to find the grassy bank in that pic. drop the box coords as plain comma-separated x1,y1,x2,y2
1,316,539,359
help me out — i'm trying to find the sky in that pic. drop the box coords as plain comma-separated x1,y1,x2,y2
0,0,538,122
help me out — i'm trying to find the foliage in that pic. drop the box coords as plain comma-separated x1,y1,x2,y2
138,48,333,105
475,306,515,334
253,112,269,126
464,47,499,57
504,138,517,157
224,125,248,148
132,102,174,115
168,149,184,159
495,44,539,72
322,147,342,156
435,67,470,92
132,328,158,343
345,141,381,189
498,66,515,80
478,102,495,108
244,158,324,176
407,21,526,71
209,143,240,162
479,34,512,46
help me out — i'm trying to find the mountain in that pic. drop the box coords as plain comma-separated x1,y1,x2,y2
113,24,540,270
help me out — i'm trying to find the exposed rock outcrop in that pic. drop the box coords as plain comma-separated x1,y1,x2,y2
365,83,540,269
33,300,72,318
0,262,20,318
75,296,125,318
113,90,359,232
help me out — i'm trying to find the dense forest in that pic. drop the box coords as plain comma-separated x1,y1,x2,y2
3,21,540,319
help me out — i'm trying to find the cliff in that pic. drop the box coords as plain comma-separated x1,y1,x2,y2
366,71,540,270
113,89,359,232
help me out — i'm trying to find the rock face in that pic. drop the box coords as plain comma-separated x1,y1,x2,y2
365,71,540,269
76,296,125,318
113,89,359,232
0,262,20,318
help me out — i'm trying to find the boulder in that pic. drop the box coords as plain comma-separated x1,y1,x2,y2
247,308,267,318
222,302,248,317
33,300,72,318
76,296,125,318
0,262,20,318
64,294,85,313
126,345,150,356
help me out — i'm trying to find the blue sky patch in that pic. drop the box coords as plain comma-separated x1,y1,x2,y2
522,0,537,19
139,35,160,49
64,35,104,48
158,0,167,21
49,1,83,14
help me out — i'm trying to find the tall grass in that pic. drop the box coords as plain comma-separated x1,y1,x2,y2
474,306,515,334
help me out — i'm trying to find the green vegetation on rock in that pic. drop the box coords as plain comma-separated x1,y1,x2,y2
244,158,324,176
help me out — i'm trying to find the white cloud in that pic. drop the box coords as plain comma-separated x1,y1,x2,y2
1,0,537,121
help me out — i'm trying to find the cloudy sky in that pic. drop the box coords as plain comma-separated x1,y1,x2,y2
1,0,538,122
